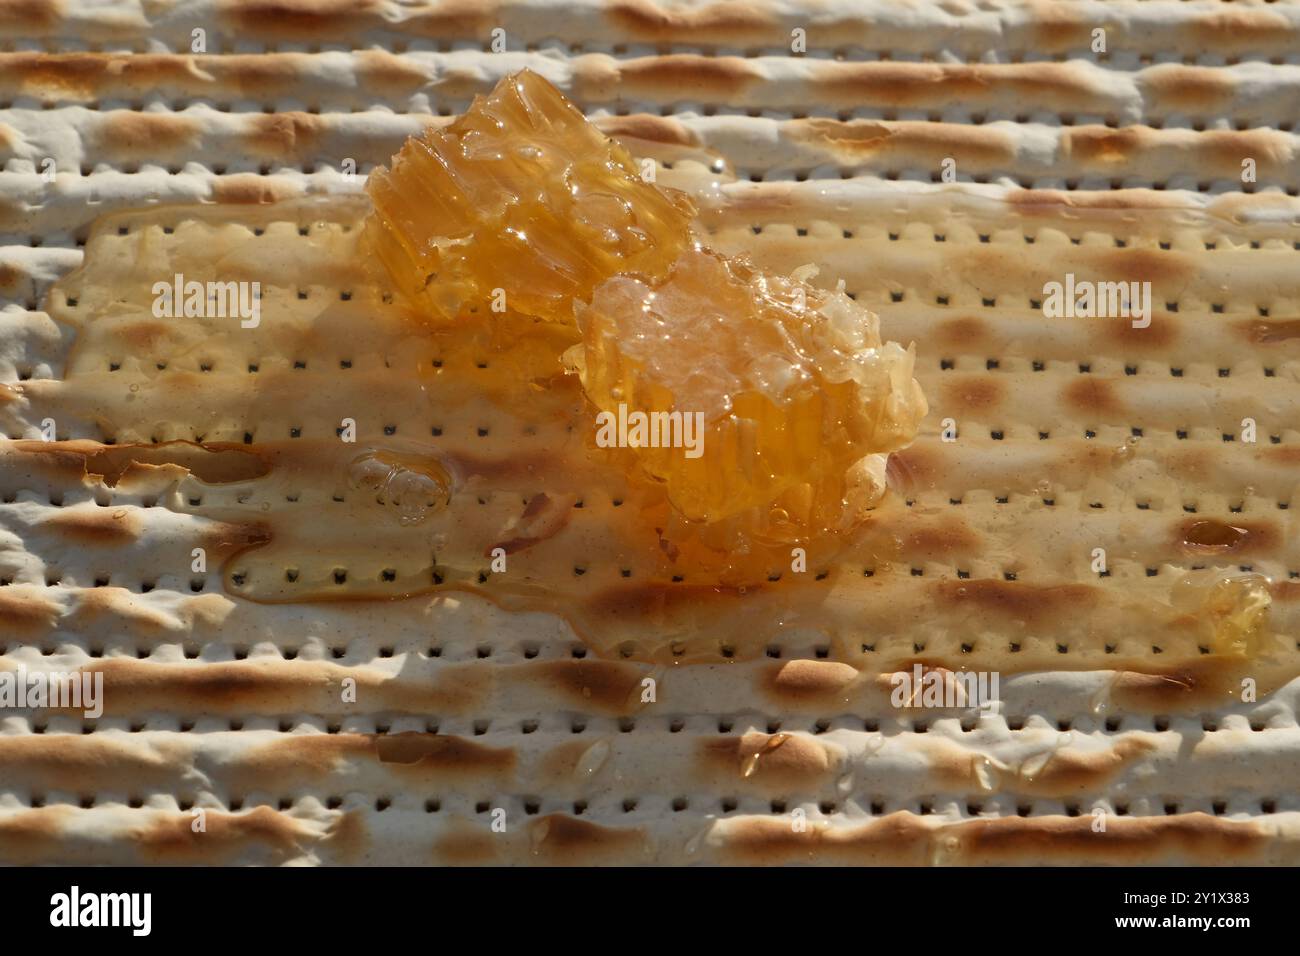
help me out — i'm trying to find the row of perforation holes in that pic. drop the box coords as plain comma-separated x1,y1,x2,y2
2,610,1298,659
13,217,1299,251
3,474,1293,516
17,219,1300,253
3,793,1290,818
5,422,1296,455
13,711,1297,735
61,349,1292,380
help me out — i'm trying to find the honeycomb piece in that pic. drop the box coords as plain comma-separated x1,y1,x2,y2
568,249,928,541
366,70,926,547
365,69,697,321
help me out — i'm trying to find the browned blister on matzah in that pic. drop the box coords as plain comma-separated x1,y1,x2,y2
1,0,1299,865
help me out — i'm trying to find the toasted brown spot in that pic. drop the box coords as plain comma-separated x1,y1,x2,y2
373,733,515,775
232,733,514,790
1028,5,1090,50
930,733,1157,797
1105,310,1176,350
791,118,891,153
107,319,184,354
0,805,315,866
940,375,1003,414
944,812,1271,865
528,813,648,864
210,173,302,205
0,260,22,292
1272,580,1300,603
1020,736,1158,795
433,824,497,864
1063,376,1123,417
0,736,176,792
936,316,989,350
1192,9,1292,49
42,504,142,545
1161,445,1211,488
798,119,1014,166
203,520,273,560
94,111,201,158
933,579,1097,629
352,49,429,95
0,0,62,33
535,738,603,785
1264,445,1300,467
1006,187,1184,213
715,811,932,865
321,808,367,862
761,659,859,706
182,593,236,630
1200,129,1289,177
820,62,1100,112
139,806,311,864
1093,246,1187,287
83,659,485,715
598,114,699,148
585,581,758,627
402,0,496,38
0,806,77,865
898,513,980,560
0,193,23,232
887,443,941,493
2,53,205,101
821,63,983,108
241,111,324,159
1243,319,1300,344
63,587,179,637
0,587,61,635
9,440,270,487
697,732,832,787
1141,65,1235,114
489,491,576,556
208,53,309,98
1111,662,1245,713
608,1,774,44
1065,126,1144,165
612,55,764,101
219,0,384,39
535,659,644,713
717,810,1275,865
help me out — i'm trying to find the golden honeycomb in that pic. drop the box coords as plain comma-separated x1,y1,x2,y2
366,70,925,548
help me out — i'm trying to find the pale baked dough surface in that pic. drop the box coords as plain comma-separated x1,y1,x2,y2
0,0,1298,864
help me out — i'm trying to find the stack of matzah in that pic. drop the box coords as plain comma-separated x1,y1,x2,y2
1,0,1298,865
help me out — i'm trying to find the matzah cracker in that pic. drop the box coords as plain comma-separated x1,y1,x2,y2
1,1,1299,866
